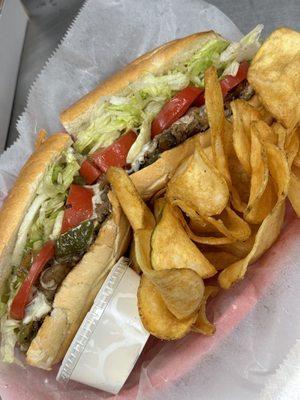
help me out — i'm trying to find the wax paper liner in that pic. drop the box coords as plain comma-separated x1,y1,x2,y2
0,0,299,399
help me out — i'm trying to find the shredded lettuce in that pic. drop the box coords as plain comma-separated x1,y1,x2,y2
0,317,20,363
73,28,263,159
220,25,263,65
184,38,229,86
126,100,164,163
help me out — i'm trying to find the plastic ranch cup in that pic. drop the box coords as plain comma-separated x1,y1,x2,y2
56,257,149,394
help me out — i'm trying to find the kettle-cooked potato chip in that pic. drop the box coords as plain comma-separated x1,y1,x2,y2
192,286,219,335
203,251,240,271
251,120,277,145
231,99,261,174
288,166,300,217
248,28,300,129
153,197,166,221
246,128,268,211
107,167,155,230
265,143,290,202
272,122,287,150
205,67,230,184
285,128,299,168
135,229,204,320
151,202,216,278
167,141,229,217
138,276,197,340
244,178,277,224
219,201,285,289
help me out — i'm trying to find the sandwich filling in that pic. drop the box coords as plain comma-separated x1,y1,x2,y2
0,26,262,365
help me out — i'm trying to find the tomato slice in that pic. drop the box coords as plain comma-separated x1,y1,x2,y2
61,184,93,233
79,160,102,184
10,241,55,320
193,61,250,108
151,86,202,138
220,61,249,97
90,130,137,172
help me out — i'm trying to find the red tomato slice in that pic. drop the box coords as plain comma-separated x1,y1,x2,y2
10,241,55,320
61,184,93,233
90,130,137,172
220,61,249,97
80,160,102,184
193,61,250,107
151,86,202,138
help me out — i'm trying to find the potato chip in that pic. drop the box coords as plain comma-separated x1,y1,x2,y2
167,141,229,216
217,233,256,258
228,153,250,208
153,197,166,221
248,28,300,129
265,143,290,202
251,120,277,145
192,286,219,335
129,239,141,274
244,178,277,224
292,128,300,167
219,201,285,289
135,229,204,319
248,95,273,125
203,251,240,271
231,99,261,174
107,167,155,230
151,202,216,278
247,128,268,210
205,207,251,242
285,128,299,168
288,166,300,217
205,67,230,184
186,206,250,244
272,122,287,150
138,276,197,340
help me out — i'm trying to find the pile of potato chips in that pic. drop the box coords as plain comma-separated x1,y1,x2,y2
107,28,300,340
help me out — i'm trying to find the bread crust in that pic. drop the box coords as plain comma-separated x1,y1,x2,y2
26,192,131,369
60,31,221,135
0,133,72,296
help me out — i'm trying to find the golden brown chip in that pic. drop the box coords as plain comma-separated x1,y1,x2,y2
205,67,230,184
217,233,256,259
167,141,229,217
248,95,273,125
135,229,205,319
288,166,300,217
248,28,300,129
129,239,141,274
219,201,285,289
228,153,250,209
272,122,287,150
285,128,299,168
205,207,251,242
251,120,277,145
203,251,240,271
192,286,219,335
153,197,166,221
150,202,216,278
231,99,261,174
265,143,290,202
247,128,268,210
138,276,197,340
244,178,277,224
107,167,155,230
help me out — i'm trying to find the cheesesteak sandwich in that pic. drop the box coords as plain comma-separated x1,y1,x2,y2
0,26,263,369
